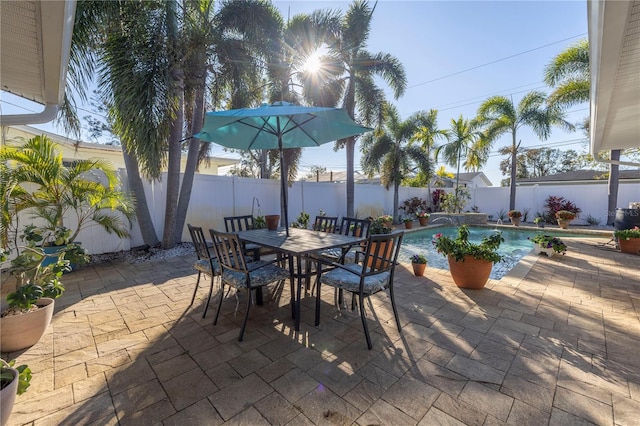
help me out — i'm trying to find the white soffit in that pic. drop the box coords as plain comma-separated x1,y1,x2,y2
0,1,75,124
589,0,640,155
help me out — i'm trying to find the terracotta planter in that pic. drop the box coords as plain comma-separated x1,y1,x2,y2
0,298,55,352
404,221,413,229
412,263,426,277
510,217,521,226
0,367,18,426
447,255,492,289
618,238,640,254
367,240,393,269
383,220,393,229
265,215,280,231
557,219,572,229
418,217,429,226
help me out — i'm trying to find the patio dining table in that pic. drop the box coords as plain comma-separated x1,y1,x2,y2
236,227,367,331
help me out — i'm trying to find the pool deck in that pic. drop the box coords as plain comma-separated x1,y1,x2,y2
3,231,639,425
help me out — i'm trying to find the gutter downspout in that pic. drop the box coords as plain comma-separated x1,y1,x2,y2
0,104,60,126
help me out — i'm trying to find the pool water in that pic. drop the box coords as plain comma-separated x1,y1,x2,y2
399,226,570,280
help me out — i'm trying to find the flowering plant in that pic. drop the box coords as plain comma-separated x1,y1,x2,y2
529,234,567,254
370,217,393,234
416,212,430,218
378,214,393,223
432,225,504,263
507,210,522,218
614,226,640,240
410,254,427,264
555,210,576,220
403,218,413,223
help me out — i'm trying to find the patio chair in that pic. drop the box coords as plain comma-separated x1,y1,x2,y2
209,229,292,341
224,215,261,260
316,231,404,349
313,216,338,233
187,224,221,318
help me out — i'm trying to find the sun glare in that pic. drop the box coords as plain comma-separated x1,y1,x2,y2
304,52,322,74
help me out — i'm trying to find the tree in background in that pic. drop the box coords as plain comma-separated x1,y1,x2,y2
361,104,432,223
311,0,406,218
410,109,447,200
476,91,574,210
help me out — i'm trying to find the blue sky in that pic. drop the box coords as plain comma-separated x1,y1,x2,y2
1,1,589,187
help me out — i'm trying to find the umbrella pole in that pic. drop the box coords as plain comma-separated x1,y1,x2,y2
278,132,290,236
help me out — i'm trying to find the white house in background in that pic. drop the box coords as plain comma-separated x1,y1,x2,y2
517,169,640,186
455,172,493,188
307,171,381,185
2,125,240,175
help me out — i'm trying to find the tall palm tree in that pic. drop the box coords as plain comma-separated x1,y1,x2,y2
410,109,447,200
312,1,406,217
361,104,431,223
544,39,621,226
435,116,486,204
476,91,574,210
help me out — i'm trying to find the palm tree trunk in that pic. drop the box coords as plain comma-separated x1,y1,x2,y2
175,66,207,242
607,149,621,226
393,181,400,223
122,143,159,247
509,130,517,210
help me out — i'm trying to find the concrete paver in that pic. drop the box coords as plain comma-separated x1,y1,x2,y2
3,234,639,425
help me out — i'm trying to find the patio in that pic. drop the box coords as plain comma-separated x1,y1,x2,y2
4,233,639,425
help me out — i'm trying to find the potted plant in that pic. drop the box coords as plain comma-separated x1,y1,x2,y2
614,226,640,254
0,239,72,352
555,210,577,229
403,218,414,229
529,234,567,256
534,216,544,228
290,211,310,229
367,217,394,268
264,215,280,230
0,135,136,266
253,216,267,229
1,358,32,426
416,212,430,226
410,254,427,276
432,225,503,289
507,210,522,226
378,214,393,228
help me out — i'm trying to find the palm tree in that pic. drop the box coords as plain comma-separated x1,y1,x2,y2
361,104,431,223
476,91,574,210
410,109,447,199
312,1,406,217
435,116,486,204
544,39,621,226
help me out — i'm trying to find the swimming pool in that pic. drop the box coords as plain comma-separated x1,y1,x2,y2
399,226,575,280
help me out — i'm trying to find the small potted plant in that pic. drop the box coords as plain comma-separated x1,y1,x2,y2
555,210,577,229
416,212,430,226
613,226,640,254
410,254,427,276
1,358,32,426
507,210,522,226
253,216,267,229
432,225,503,289
403,217,414,229
534,217,544,228
529,234,567,256
367,217,393,268
378,214,393,228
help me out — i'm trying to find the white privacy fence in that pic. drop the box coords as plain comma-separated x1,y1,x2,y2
48,172,639,255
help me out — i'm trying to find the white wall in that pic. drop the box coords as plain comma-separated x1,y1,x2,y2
18,174,637,255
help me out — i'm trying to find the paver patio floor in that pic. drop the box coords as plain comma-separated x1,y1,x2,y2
3,233,639,425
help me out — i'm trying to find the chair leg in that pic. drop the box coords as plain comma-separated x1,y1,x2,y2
389,284,402,332
239,288,252,341
358,292,373,350
213,282,225,325
315,279,322,326
202,274,215,318
190,272,201,306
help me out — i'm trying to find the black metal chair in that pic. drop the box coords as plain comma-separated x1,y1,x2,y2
209,229,292,341
224,215,261,260
187,224,221,318
313,216,338,233
316,232,404,349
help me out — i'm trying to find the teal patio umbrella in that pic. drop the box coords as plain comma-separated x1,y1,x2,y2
196,101,372,235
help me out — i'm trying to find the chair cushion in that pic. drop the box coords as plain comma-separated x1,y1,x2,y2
315,248,357,264
193,258,220,275
320,264,390,294
221,261,291,289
